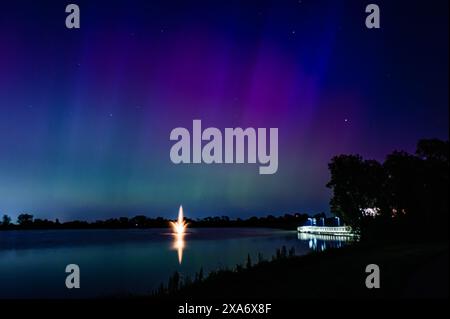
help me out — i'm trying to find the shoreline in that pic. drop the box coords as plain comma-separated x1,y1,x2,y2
0,225,299,231
152,241,448,299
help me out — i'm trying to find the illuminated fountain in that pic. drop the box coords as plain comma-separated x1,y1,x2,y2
171,205,187,264
171,205,187,235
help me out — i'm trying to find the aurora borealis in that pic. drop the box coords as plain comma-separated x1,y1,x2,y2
0,0,448,221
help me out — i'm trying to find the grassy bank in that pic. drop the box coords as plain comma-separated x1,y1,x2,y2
156,241,448,299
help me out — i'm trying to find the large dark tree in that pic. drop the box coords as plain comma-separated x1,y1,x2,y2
416,139,449,228
326,155,384,231
383,151,425,220
327,139,449,240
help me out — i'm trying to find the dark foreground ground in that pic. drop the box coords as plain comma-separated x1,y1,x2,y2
159,241,448,299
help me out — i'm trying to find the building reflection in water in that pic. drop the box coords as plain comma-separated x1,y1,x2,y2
298,232,356,252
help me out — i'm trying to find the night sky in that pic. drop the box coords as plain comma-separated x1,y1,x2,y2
0,0,448,221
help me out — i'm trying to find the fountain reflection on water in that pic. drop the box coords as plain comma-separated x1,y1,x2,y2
173,232,185,264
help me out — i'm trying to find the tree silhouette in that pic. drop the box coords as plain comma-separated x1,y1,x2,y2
327,139,449,239
326,155,384,230
17,213,34,227
1,214,11,227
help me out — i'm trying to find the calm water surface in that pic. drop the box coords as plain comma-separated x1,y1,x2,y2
0,228,352,298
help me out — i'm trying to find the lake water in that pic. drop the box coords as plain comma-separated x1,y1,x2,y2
0,228,352,298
